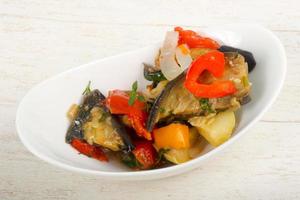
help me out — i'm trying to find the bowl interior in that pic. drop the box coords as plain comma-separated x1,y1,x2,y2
16,25,286,179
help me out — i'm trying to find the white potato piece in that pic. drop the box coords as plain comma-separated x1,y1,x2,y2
189,111,236,147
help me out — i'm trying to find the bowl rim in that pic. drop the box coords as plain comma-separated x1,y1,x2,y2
16,24,286,180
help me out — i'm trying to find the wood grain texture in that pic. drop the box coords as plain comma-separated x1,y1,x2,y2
0,0,299,199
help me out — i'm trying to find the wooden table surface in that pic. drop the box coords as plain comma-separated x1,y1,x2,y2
1,0,299,199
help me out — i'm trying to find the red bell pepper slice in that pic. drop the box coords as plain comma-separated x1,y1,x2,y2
132,140,157,169
105,90,145,114
174,26,220,49
106,90,152,140
184,51,236,98
128,113,152,140
71,138,108,162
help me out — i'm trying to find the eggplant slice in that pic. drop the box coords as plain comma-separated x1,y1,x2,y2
146,72,202,131
218,45,256,72
146,53,251,132
66,89,134,152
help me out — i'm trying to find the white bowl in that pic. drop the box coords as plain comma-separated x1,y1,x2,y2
16,24,286,181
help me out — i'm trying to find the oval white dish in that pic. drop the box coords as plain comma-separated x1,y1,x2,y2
16,25,286,181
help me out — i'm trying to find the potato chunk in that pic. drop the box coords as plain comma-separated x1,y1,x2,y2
189,111,235,146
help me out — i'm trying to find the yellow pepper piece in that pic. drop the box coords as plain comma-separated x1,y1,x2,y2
153,123,190,149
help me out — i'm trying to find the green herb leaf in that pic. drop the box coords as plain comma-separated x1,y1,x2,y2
132,81,138,91
82,81,92,95
137,95,146,102
128,81,138,106
128,91,136,106
199,98,214,113
143,64,167,84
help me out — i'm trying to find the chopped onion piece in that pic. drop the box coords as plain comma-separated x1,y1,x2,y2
175,44,192,70
160,31,183,80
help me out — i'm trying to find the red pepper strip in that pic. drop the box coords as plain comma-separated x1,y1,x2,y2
174,26,220,49
184,51,236,98
132,140,157,169
71,138,108,162
106,90,152,140
106,90,145,114
128,112,152,140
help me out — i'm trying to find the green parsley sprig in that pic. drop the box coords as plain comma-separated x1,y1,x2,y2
128,81,145,106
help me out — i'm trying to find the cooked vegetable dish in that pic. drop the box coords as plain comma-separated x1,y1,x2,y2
65,27,255,170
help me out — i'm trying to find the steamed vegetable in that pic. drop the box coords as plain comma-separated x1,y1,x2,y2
147,52,250,132
66,89,103,143
144,80,169,100
159,31,183,80
175,27,220,49
71,138,108,161
153,123,190,149
163,128,206,164
132,141,157,169
184,51,237,98
146,72,202,132
106,89,151,140
175,44,192,69
189,111,236,146
190,48,213,59
218,45,256,72
66,89,134,152
82,107,125,151
66,26,254,170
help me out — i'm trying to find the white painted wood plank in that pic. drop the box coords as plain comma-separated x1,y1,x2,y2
1,0,300,30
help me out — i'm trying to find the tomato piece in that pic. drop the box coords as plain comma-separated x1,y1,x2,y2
184,51,236,98
71,139,108,162
174,26,220,49
132,141,157,169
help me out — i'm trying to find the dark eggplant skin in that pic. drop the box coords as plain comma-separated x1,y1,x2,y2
65,90,103,143
66,89,134,152
146,72,186,132
218,45,256,72
240,95,251,105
